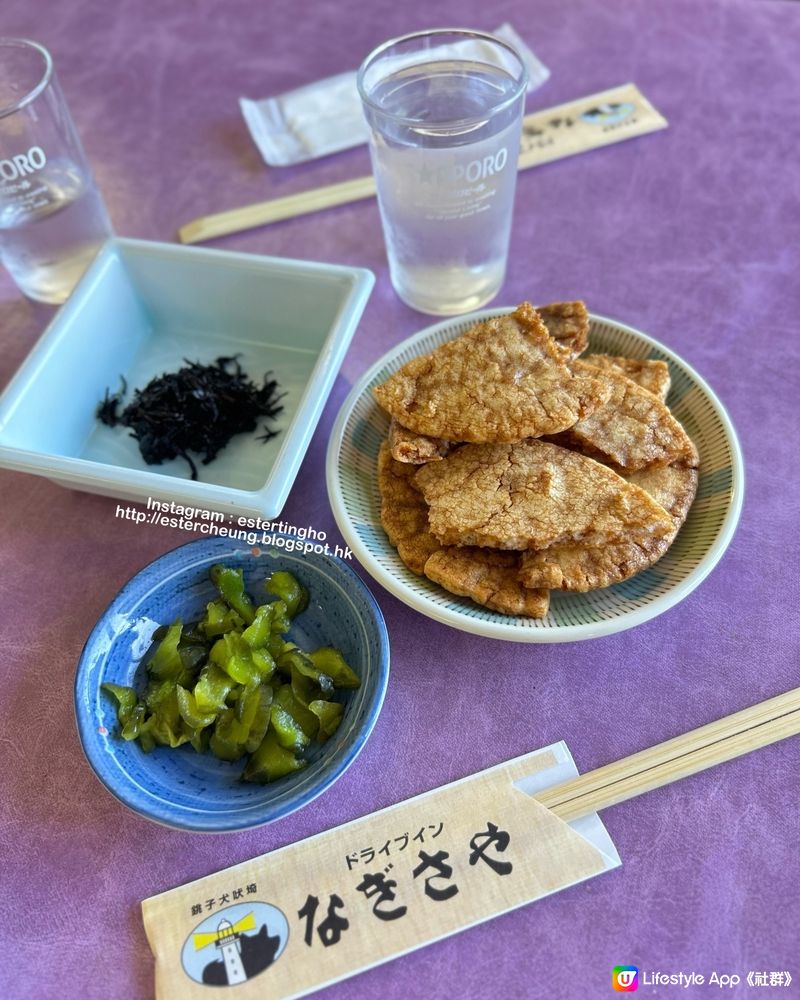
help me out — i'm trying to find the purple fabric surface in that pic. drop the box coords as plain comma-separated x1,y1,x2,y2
1,1,798,998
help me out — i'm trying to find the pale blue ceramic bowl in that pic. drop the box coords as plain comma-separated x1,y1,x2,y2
0,238,373,518
74,535,389,832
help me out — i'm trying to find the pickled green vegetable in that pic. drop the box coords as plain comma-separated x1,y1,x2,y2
102,564,360,783
244,685,273,754
201,600,244,638
265,570,309,618
241,605,273,648
210,564,256,625
270,703,310,751
309,700,344,741
102,683,137,719
308,648,361,689
242,730,306,783
148,622,185,681
273,682,319,740
177,687,217,729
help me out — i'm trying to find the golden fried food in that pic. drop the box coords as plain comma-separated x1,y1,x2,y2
373,303,609,443
377,441,441,574
379,441,549,616
374,297,700,616
627,462,699,525
538,300,590,359
519,462,698,591
552,360,698,472
584,354,671,401
424,548,549,618
386,300,591,465
414,439,674,551
388,418,452,464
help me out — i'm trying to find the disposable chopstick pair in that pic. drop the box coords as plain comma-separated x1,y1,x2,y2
178,82,667,245
538,688,800,823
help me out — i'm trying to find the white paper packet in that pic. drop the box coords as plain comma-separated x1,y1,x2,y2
240,24,550,167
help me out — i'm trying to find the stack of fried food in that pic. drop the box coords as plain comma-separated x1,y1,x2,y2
373,302,699,619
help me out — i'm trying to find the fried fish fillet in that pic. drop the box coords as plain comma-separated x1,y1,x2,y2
552,360,698,472
373,302,609,443
424,548,550,618
388,418,452,464
538,300,590,359
584,353,671,401
414,440,674,551
377,440,441,574
519,462,699,591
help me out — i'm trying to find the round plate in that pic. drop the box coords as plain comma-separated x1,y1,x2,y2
75,535,390,831
326,309,744,642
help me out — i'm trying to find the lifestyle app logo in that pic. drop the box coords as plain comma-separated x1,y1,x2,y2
612,966,639,991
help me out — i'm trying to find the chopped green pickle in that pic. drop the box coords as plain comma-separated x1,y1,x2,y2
265,570,309,618
194,663,235,714
101,683,138,720
274,683,319,739
210,564,256,625
278,646,335,699
201,600,244,638
101,564,360,782
176,686,217,730
241,604,273,648
147,621,184,680
308,647,361,689
242,730,307,783
244,685,273,754
270,703,310,751
309,699,344,741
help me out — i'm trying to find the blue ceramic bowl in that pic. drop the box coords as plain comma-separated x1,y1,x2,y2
74,535,389,832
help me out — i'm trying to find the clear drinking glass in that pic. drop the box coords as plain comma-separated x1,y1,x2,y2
358,29,527,316
0,38,113,304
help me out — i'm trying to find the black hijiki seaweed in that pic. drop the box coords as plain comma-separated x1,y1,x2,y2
97,356,285,480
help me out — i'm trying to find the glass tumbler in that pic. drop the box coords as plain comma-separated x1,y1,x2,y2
0,38,113,304
358,29,527,316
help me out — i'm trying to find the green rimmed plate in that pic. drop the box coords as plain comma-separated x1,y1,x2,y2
325,310,744,642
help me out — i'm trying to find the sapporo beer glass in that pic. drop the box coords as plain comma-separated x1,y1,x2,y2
0,38,113,303
358,29,527,315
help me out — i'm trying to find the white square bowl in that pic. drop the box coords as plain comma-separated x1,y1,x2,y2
0,238,373,518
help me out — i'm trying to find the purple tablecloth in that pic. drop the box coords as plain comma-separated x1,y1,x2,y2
1,0,798,997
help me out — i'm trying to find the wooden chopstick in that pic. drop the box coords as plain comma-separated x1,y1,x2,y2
538,689,800,823
179,174,378,245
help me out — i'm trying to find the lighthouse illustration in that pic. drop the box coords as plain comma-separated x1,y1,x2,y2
211,916,249,984
188,905,286,987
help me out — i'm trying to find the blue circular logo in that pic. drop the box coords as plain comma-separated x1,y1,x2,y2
181,901,289,987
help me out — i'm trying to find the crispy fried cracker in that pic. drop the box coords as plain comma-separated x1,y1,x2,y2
373,303,609,443
552,360,698,472
378,440,549,615
519,462,698,591
424,548,549,618
538,300,590,359
414,440,674,551
585,354,671,401
377,440,441,574
388,419,452,464
627,462,698,526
